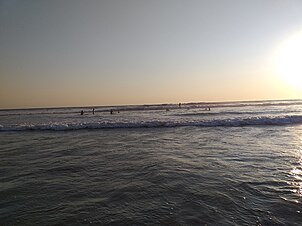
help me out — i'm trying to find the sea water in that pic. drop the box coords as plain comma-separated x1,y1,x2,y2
0,100,302,225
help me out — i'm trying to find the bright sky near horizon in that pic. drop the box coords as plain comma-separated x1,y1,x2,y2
0,0,302,109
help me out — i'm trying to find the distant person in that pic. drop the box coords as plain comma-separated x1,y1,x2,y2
110,109,113,114
92,108,95,115
179,103,181,108
80,110,84,115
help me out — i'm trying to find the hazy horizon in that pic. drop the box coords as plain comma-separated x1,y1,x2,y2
1,0,302,109
1,98,301,111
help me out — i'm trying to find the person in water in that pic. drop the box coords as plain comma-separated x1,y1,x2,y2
80,110,84,115
92,108,95,115
110,109,113,114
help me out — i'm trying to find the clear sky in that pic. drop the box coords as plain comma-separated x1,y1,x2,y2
1,0,302,109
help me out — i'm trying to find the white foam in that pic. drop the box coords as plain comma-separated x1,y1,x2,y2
0,115,302,131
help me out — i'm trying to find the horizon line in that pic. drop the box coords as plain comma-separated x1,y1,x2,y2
0,98,301,111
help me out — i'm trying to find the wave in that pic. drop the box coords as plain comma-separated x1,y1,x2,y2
184,99,302,108
174,110,299,117
1,115,302,131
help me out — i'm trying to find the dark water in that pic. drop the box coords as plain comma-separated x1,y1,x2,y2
1,100,302,225
1,126,302,225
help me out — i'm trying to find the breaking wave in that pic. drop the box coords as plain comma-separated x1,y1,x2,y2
1,115,302,131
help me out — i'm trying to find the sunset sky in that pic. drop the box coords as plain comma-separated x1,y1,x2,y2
1,0,302,109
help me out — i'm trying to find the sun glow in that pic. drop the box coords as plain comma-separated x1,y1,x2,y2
275,31,302,89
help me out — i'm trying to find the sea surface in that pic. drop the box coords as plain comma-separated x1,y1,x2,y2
1,99,302,225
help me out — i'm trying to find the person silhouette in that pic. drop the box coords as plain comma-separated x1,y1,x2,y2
80,110,84,115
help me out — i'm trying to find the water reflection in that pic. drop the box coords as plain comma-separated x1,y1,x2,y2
290,149,302,202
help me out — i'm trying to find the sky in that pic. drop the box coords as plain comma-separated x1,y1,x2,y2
1,0,302,109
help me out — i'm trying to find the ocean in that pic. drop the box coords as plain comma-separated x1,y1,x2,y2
0,99,302,225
